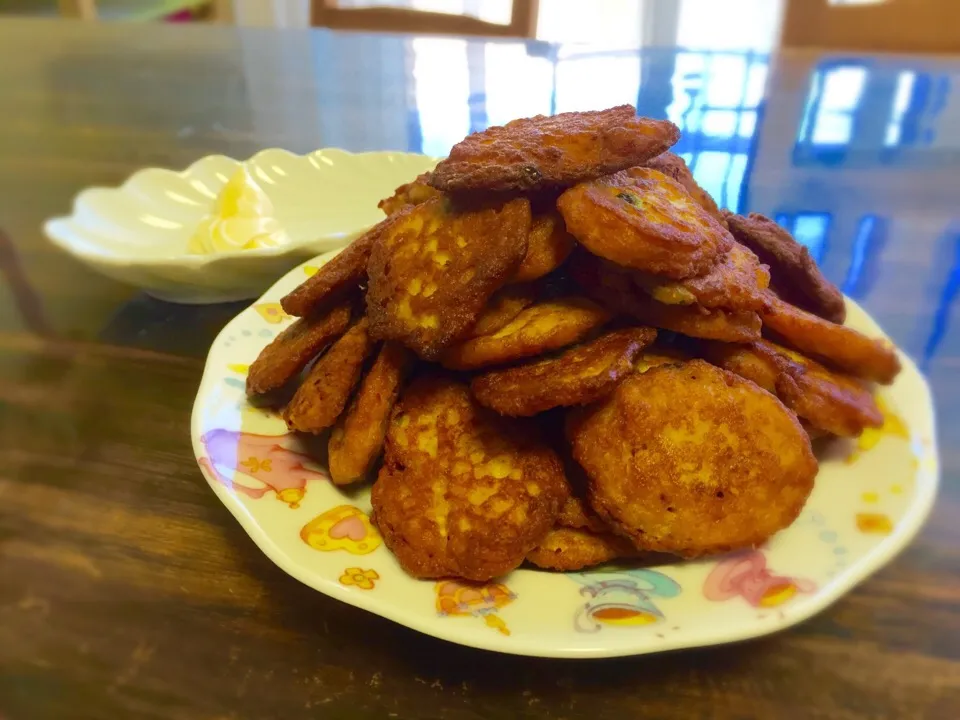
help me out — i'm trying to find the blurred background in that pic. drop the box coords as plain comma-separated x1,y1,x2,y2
1,0,958,368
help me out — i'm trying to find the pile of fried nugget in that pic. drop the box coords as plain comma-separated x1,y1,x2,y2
246,105,903,582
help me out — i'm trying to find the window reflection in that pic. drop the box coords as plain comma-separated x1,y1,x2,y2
795,61,949,165
842,215,887,299
412,38,472,157
668,51,767,212
774,213,831,264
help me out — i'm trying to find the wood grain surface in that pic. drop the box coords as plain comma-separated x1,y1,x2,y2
0,18,958,720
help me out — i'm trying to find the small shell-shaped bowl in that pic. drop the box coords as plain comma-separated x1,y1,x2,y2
43,148,437,304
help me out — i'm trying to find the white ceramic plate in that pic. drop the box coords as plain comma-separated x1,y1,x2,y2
44,149,437,304
191,250,939,658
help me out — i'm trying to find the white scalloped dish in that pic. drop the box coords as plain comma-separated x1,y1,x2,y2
190,250,939,658
44,149,437,304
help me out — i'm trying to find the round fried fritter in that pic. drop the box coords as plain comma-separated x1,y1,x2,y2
703,339,884,438
773,345,883,438
371,376,567,581
327,341,413,485
512,211,576,283
366,196,530,360
466,284,538,339
377,171,442,216
558,168,733,279
569,360,817,557
643,152,726,227
630,243,771,312
440,296,612,371
557,494,609,534
634,345,691,373
283,318,374,434
471,327,657,416
526,526,636,571
725,211,846,324
760,292,901,384
571,252,760,343
700,339,781,394
281,217,395,317
246,300,353,396
429,105,680,193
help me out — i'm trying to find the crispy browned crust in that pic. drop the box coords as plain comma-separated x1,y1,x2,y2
702,339,884,438
558,168,733,279
366,196,530,360
775,348,884,438
634,344,692,372
466,284,538,339
644,152,727,227
760,292,901,384
377,171,442,216
471,327,657,416
700,339,781,394
570,252,760,343
371,376,567,581
557,494,610,534
526,526,636,571
512,211,576,283
281,217,395,317
630,243,771,312
569,360,817,557
283,318,374,433
725,211,846,323
429,105,680,192
327,341,413,485
245,301,353,396
440,296,612,371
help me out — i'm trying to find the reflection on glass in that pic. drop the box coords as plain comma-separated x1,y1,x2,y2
922,230,960,368
555,54,642,113
797,65,867,148
795,60,950,165
483,44,552,125
668,51,767,212
412,38,472,157
774,213,831,265
842,215,887,299
885,72,916,147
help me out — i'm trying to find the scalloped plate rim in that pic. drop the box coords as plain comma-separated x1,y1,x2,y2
190,251,940,659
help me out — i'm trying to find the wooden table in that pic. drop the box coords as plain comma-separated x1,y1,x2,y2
1,18,958,719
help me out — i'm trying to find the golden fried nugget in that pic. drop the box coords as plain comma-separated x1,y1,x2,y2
327,342,413,485
630,244,770,312
774,345,883,438
569,360,817,557
761,293,901,384
725,212,846,323
281,218,395,317
558,168,733,279
471,327,656,416
634,344,691,373
700,339,781,394
377,171,442,216
571,253,760,343
440,296,612,371
466,284,538,339
526,526,636,571
643,153,726,227
512,211,576,283
557,494,609,534
371,376,567,581
245,301,353,396
703,339,884,437
430,105,680,192
366,196,531,360
283,318,374,434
